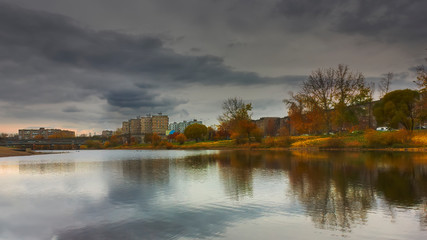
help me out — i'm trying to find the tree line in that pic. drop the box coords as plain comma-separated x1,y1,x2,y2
284,58,427,134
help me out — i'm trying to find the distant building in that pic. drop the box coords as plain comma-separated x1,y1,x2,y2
168,119,202,133
18,128,75,140
121,113,169,142
129,118,141,135
101,130,113,138
152,113,169,135
140,116,152,134
121,121,129,134
253,117,287,136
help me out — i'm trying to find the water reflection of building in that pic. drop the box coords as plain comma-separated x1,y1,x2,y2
121,159,170,184
18,162,76,174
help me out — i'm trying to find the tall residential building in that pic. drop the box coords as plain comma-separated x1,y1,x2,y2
140,116,152,134
121,121,129,134
129,118,141,135
121,113,169,140
152,113,169,135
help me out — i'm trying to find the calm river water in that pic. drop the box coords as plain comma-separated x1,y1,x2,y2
0,150,426,239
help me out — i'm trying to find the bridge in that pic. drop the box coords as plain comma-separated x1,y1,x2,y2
0,138,87,150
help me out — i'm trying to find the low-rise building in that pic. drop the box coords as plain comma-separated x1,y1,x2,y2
253,117,287,136
18,128,75,140
168,119,202,133
101,130,113,138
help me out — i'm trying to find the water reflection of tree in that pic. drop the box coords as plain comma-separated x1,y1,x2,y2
365,152,427,207
211,150,427,232
216,151,264,200
287,151,427,232
287,152,375,232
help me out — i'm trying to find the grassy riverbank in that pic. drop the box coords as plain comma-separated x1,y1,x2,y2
97,130,427,151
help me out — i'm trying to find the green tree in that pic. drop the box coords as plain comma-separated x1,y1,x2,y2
207,126,216,141
184,123,208,142
373,89,420,131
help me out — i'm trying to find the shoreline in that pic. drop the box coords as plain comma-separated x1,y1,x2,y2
2,146,427,158
0,147,46,158
110,146,427,152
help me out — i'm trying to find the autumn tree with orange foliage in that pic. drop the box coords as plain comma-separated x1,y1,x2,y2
214,124,230,140
284,65,371,134
175,133,187,145
219,97,262,143
34,135,44,140
284,92,324,135
167,132,179,141
48,131,75,139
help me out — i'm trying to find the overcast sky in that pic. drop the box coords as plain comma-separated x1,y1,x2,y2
0,0,426,134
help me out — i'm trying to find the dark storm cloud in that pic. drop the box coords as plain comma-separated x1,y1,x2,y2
0,2,280,87
275,0,427,42
105,89,187,109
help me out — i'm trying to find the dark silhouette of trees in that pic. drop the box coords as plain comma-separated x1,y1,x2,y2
415,55,427,126
379,72,393,97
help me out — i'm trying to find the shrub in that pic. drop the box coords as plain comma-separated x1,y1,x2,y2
412,132,427,146
230,132,247,144
322,137,345,148
264,136,275,147
151,133,161,146
159,141,174,149
84,140,103,149
364,129,410,147
346,140,362,148
277,136,292,147
175,133,187,145
264,136,292,147
251,128,263,143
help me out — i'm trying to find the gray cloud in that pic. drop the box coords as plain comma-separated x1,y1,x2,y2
62,106,83,113
0,1,297,128
105,89,187,109
0,0,424,133
0,2,280,87
275,0,427,42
